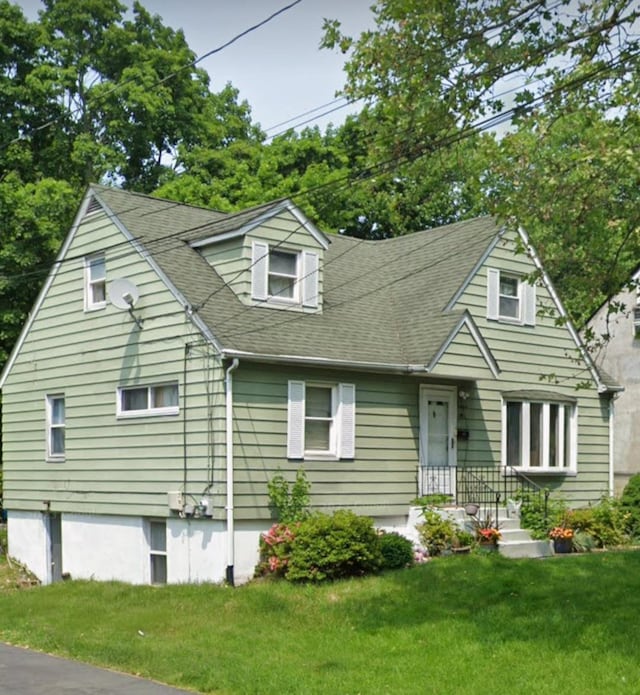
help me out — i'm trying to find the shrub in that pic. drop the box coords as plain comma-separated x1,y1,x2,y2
417,509,456,556
566,497,629,548
516,490,568,540
620,474,640,536
267,468,310,523
452,529,475,549
411,493,452,507
285,510,383,582
255,522,298,578
378,531,414,569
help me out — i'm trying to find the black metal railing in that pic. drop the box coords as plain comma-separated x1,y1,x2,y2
420,465,549,524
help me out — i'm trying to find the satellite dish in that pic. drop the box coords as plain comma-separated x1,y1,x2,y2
108,278,139,310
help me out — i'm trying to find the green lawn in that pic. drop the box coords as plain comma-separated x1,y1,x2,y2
1,552,639,694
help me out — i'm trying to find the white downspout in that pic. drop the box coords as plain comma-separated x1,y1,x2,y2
609,395,617,497
225,358,239,585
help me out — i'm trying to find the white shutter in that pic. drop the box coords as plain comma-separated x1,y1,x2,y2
301,251,319,308
287,380,305,459
523,282,536,326
487,268,499,320
337,383,356,459
251,241,269,300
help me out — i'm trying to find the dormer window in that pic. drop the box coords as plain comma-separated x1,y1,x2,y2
268,249,298,300
499,275,519,319
487,268,536,326
251,240,319,309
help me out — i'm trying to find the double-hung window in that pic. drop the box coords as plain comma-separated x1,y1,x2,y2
487,268,536,325
46,394,65,460
503,395,576,472
85,254,106,310
287,381,355,459
251,241,319,309
117,383,179,417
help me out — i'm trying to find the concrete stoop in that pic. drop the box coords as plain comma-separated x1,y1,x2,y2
405,506,554,559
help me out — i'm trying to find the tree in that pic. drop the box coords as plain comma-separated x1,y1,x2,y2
322,0,640,320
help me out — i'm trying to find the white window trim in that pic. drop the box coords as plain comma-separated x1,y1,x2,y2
251,240,319,309
84,253,106,312
487,268,536,326
501,397,577,474
117,382,179,418
46,394,65,461
287,380,355,460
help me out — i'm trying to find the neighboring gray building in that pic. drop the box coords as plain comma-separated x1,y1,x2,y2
588,282,638,493
0,185,617,585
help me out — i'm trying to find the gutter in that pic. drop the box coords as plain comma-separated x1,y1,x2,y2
225,358,240,586
221,349,430,375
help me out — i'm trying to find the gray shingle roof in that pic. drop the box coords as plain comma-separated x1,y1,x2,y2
91,185,501,369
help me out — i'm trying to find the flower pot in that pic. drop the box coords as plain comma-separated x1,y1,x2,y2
477,541,497,553
553,538,573,554
464,503,479,516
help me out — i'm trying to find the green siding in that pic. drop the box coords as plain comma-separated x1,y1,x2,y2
450,231,610,502
2,210,227,518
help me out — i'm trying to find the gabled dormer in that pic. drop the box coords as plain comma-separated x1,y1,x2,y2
191,200,329,312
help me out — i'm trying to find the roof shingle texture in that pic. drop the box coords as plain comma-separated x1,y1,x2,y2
92,185,499,367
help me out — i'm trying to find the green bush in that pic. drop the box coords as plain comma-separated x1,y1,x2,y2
267,468,310,523
378,531,414,569
516,490,568,540
285,510,383,582
417,509,456,555
620,474,640,536
566,497,629,548
411,493,452,507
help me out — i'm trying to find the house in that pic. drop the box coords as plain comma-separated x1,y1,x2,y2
587,278,640,493
0,185,617,585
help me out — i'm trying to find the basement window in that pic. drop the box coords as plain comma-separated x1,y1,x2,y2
149,520,167,585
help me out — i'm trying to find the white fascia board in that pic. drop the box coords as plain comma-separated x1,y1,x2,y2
517,225,607,393
444,229,503,311
221,349,427,374
190,199,330,251
0,188,96,389
90,188,224,355
428,312,500,378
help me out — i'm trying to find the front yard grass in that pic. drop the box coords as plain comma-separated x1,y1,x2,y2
1,552,639,694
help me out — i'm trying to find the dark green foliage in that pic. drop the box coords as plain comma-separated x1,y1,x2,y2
417,509,456,556
620,474,640,536
267,469,310,524
285,510,382,582
566,497,629,548
516,491,567,540
378,531,414,569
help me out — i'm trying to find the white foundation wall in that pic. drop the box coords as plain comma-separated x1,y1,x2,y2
62,514,147,583
7,511,267,585
7,511,50,584
166,518,227,583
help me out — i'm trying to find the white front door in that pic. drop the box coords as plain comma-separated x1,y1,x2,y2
419,386,457,498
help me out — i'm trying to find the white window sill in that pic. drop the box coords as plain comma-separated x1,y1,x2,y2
117,408,179,419
46,455,65,463
84,302,107,313
506,467,576,477
303,452,339,461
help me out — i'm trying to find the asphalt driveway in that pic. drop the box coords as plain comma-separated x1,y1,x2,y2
0,643,197,694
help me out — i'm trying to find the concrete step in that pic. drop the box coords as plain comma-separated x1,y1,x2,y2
499,528,533,543
499,539,553,559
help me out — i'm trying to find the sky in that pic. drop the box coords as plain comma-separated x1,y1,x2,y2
16,0,374,133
